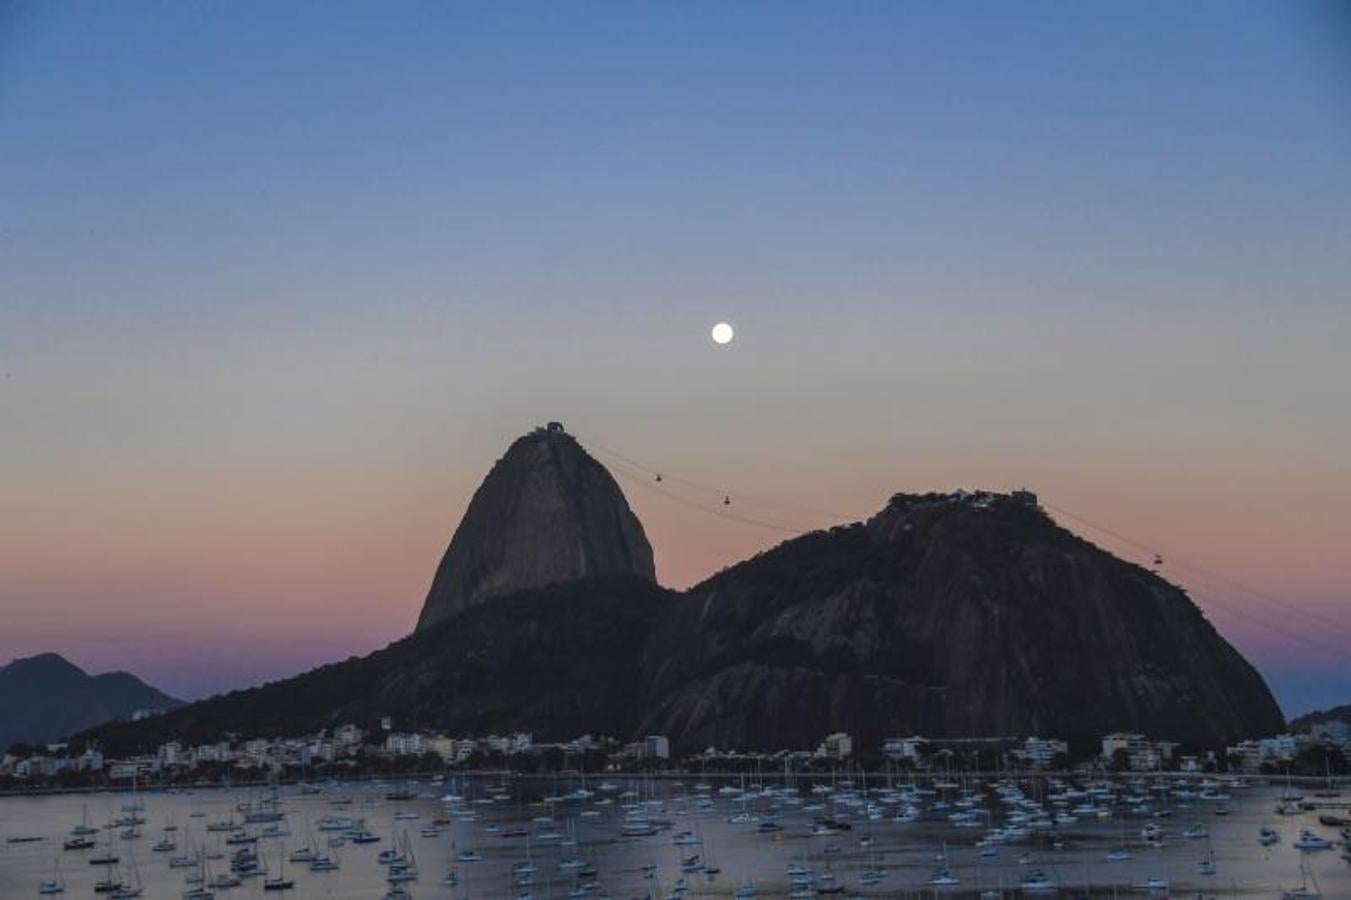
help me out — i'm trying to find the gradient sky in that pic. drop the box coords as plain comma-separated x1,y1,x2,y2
2,2,1348,717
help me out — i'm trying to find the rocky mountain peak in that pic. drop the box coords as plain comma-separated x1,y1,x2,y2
88,484,1285,756
414,424,656,632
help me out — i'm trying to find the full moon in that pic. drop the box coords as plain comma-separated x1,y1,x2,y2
711,322,735,345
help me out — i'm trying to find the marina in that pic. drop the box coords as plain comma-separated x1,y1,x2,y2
1,776,1347,898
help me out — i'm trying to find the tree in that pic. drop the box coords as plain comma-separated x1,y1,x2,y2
1293,743,1347,777
1110,748,1132,772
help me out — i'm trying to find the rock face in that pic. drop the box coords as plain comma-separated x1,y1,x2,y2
415,424,656,632
637,491,1285,751
0,652,183,750
90,485,1285,757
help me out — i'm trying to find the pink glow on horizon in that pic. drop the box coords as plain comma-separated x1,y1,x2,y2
4,427,1344,711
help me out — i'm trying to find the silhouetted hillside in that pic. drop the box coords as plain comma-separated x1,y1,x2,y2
1290,704,1351,732
83,433,1286,757
636,491,1284,752
1,653,182,751
92,576,673,756
89,492,1283,757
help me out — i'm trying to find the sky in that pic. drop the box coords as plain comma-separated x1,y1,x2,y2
1,1,1348,716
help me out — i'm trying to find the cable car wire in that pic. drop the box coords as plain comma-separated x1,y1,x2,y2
578,433,1350,647
1044,502,1351,640
576,435,860,523
604,457,809,536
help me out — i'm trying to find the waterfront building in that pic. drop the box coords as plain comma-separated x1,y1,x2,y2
1017,737,1068,768
1101,732,1160,770
158,741,184,767
817,732,853,759
883,736,929,762
384,732,428,756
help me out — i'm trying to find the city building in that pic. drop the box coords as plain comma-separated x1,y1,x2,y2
622,735,672,762
480,732,533,755
1310,720,1351,754
1101,732,1160,770
1226,734,1299,772
1017,737,1068,768
384,732,428,756
78,747,104,772
883,736,928,762
817,732,853,759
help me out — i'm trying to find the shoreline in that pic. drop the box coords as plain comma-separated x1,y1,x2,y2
2,769,1346,799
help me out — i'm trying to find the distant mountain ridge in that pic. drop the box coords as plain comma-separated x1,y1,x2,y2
84,432,1285,756
0,653,183,751
1290,704,1351,732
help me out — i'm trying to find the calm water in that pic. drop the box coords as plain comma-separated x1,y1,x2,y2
1,776,1347,898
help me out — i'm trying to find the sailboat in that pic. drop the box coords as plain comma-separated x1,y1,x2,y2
816,862,844,894
1133,875,1169,893
92,846,125,895
287,819,317,864
1294,828,1333,850
858,839,886,886
387,830,419,883
63,829,97,851
930,862,960,887
1281,852,1323,899
309,843,341,872
263,843,295,891
109,851,142,898
38,856,66,894
182,853,216,900
152,820,177,853
71,806,98,837
1019,861,1058,894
